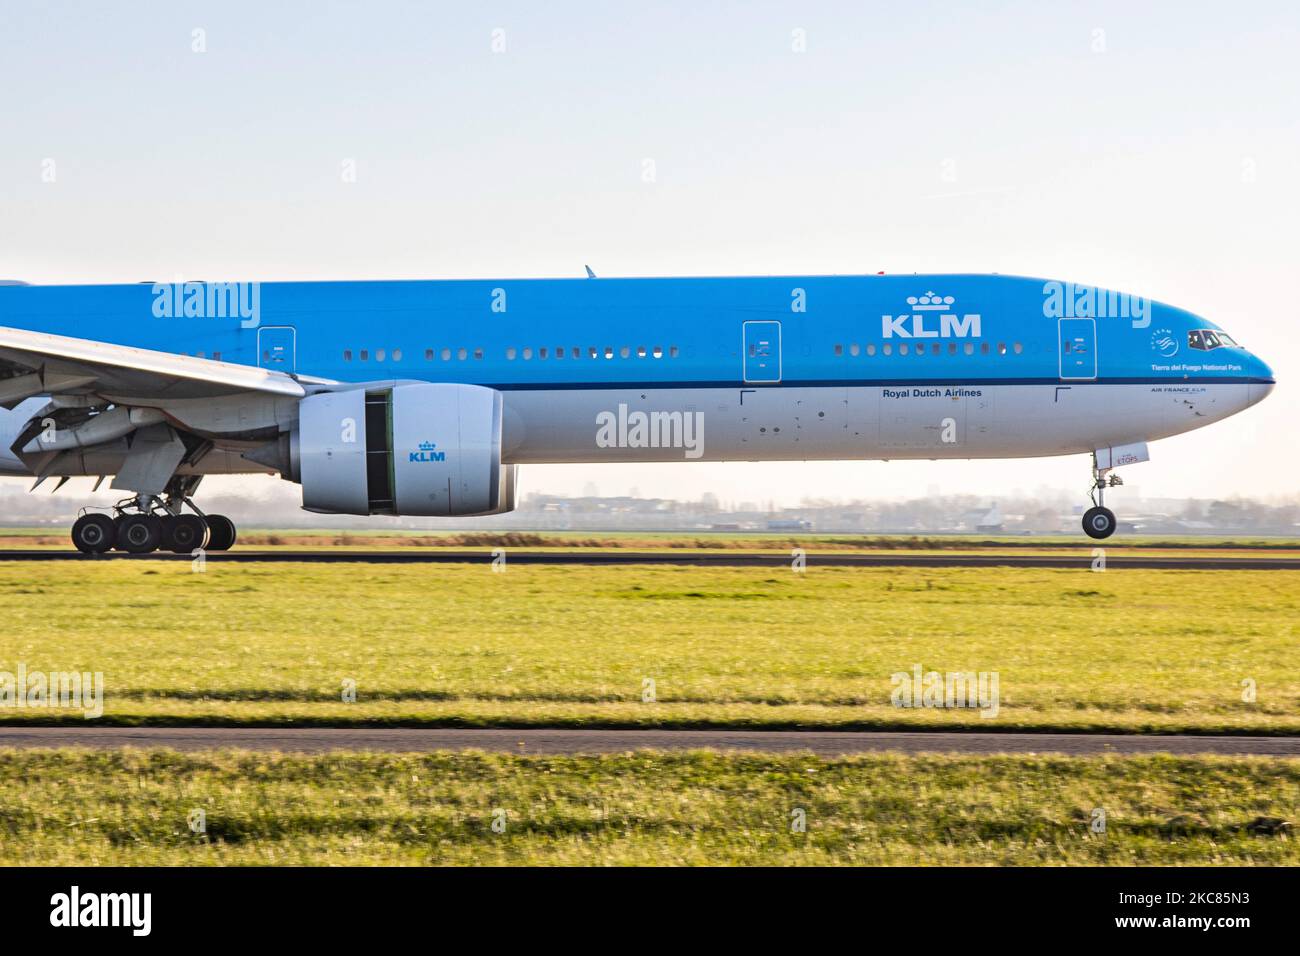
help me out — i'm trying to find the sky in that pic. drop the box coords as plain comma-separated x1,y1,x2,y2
1,1,1296,507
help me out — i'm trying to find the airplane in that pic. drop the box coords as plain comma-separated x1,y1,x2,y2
0,273,1274,553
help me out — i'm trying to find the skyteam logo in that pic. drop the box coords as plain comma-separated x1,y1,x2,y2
1150,328,1179,358
882,292,981,339
409,440,445,463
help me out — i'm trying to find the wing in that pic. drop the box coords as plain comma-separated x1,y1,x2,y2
0,325,305,408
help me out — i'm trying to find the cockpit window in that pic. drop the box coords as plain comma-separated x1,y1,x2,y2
1188,329,1238,351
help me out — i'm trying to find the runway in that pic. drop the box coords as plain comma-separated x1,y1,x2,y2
1,550,1297,569
1,727,1297,756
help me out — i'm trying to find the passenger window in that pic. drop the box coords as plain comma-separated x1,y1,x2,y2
457,348,467,360
883,344,892,355
393,349,402,361
376,349,386,362
980,343,989,355
900,343,910,355
849,343,859,356
866,344,876,356
555,346,564,359
589,347,598,359
523,348,532,360
539,347,548,359
441,348,451,361
670,346,679,358
997,342,1006,355
425,349,434,361
360,350,369,361
506,347,517,360
637,345,646,357
947,342,957,355
343,350,352,361
834,344,843,356
963,343,974,355
620,346,630,358
604,347,614,359
1013,342,1023,354
474,348,483,360
652,346,663,358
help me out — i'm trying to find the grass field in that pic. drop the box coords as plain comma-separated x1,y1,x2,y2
0,561,1296,732
3,527,1299,555
0,749,1293,865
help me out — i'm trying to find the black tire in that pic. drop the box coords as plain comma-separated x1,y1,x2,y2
205,514,237,551
71,513,116,554
164,514,210,554
1082,506,1117,540
112,513,131,551
117,513,164,554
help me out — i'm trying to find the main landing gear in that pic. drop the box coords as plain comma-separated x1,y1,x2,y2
1082,452,1121,540
70,479,238,555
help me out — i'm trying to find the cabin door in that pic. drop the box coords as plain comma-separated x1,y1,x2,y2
1058,319,1097,380
257,326,297,372
742,320,781,383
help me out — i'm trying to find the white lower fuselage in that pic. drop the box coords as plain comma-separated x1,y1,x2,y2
497,381,1262,463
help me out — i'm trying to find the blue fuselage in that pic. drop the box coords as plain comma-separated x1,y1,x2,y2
0,274,1275,390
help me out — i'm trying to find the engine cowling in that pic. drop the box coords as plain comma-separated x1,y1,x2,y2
284,383,515,516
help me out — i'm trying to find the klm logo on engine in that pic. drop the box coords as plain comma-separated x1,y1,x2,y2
882,292,981,339
409,440,445,463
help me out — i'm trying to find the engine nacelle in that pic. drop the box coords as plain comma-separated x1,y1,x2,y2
288,383,515,516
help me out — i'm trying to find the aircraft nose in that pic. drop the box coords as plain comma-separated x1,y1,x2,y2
1246,353,1275,407
1248,380,1274,407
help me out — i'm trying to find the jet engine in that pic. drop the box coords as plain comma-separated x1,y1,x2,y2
251,383,516,516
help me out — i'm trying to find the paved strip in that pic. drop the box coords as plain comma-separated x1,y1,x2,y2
1,550,1297,569
0,727,1296,756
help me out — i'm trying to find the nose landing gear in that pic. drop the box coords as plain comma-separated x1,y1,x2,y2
1082,452,1122,540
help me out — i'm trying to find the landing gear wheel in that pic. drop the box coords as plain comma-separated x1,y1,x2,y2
204,514,236,551
1082,506,1117,540
112,514,130,550
163,514,210,553
116,513,164,554
71,514,116,554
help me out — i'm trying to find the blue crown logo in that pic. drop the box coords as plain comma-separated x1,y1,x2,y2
907,292,955,312
418,440,437,451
